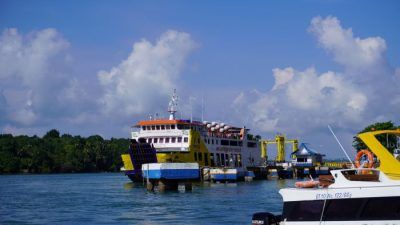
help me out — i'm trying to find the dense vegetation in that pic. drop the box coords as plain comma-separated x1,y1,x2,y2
353,121,399,153
0,129,129,174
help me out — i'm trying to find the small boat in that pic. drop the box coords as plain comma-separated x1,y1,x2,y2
252,129,400,225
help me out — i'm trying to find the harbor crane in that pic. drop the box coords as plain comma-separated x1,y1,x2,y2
261,135,299,162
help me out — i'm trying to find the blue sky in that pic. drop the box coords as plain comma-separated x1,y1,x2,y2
1,1,399,158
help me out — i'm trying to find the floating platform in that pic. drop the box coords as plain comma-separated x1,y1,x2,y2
210,168,247,182
142,163,200,180
142,163,199,192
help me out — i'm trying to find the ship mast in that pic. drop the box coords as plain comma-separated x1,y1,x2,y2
168,89,178,120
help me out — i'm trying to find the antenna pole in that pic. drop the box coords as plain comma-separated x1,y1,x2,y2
201,96,204,122
328,125,355,169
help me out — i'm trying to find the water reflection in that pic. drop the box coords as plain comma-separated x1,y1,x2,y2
276,179,287,189
123,182,144,190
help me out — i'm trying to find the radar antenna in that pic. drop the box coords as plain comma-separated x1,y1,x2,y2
168,89,178,120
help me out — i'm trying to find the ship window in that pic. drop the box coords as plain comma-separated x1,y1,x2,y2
216,139,219,145
247,142,257,148
151,126,155,130
238,141,243,146
184,137,188,143
165,137,170,143
216,153,221,166
171,137,176,143
177,124,183,130
221,154,225,166
156,125,160,130
230,140,238,146
142,126,146,130
210,153,215,167
238,154,242,167
194,152,198,161
148,138,152,143
234,154,238,167
283,200,324,221
198,152,202,161
161,125,165,130
204,153,209,166
153,138,158,143
212,139,214,145
178,137,182,143
225,154,229,166
166,125,171,130
221,140,229,146
171,125,175,129
159,138,164,143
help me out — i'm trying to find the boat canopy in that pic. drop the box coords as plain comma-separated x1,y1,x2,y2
358,129,400,180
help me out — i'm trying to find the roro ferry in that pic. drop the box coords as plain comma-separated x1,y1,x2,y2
121,90,263,182
252,129,400,225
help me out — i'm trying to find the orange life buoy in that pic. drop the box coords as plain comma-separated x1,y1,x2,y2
355,149,374,168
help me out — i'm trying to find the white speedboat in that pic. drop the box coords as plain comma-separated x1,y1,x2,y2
252,129,400,225
278,168,400,224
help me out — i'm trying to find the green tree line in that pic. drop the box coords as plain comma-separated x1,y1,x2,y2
0,129,129,174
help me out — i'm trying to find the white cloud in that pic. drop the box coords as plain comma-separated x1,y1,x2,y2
0,28,89,127
0,28,69,85
98,30,196,118
233,16,400,136
309,16,387,71
0,28,196,136
272,67,294,90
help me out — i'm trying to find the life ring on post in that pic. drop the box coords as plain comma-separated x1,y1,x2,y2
355,149,374,169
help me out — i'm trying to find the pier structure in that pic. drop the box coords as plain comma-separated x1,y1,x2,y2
259,136,339,179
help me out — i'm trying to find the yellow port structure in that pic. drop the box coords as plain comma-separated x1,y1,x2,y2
261,135,299,162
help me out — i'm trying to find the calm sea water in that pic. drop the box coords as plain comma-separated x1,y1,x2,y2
0,173,295,225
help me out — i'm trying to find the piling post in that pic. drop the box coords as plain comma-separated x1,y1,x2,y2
146,180,154,192
158,179,179,192
184,182,193,191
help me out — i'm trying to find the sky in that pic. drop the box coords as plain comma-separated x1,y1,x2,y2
1,1,399,158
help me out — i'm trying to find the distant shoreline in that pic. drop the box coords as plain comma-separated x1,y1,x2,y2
0,129,129,174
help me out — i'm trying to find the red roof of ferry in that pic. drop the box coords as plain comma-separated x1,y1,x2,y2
135,119,197,127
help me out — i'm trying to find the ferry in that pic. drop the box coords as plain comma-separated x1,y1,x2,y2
122,90,263,181
252,129,400,225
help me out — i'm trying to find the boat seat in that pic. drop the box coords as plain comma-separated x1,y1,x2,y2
344,174,379,181
318,175,334,187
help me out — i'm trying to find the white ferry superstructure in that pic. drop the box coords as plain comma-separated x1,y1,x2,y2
129,90,262,168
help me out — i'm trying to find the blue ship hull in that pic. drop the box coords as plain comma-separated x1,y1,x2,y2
143,169,199,180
